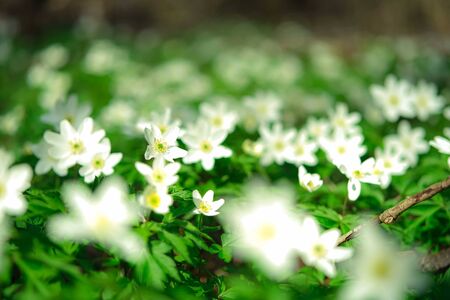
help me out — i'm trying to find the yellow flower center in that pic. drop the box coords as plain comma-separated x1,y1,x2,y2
295,145,305,156
312,244,327,258
307,180,315,189
200,140,213,153
146,192,161,209
312,126,322,136
337,146,346,155
198,201,211,213
69,140,85,155
91,155,105,170
0,182,6,198
94,215,111,234
274,140,285,151
383,160,392,169
373,168,383,176
153,139,168,153
370,258,391,280
211,116,223,127
401,138,411,148
159,124,168,134
335,117,346,127
256,105,268,115
388,95,399,106
352,169,364,179
257,223,276,241
417,95,428,108
64,114,75,124
152,170,166,183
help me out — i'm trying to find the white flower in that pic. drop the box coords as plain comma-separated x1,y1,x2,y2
220,181,300,279
83,40,127,74
31,139,69,176
297,216,352,277
412,81,444,121
0,105,24,135
138,185,173,214
144,124,187,162
322,133,366,166
373,146,408,188
192,190,224,216
259,123,296,166
242,139,264,157
242,92,282,132
38,71,72,109
444,106,450,121
0,149,32,218
340,224,425,300
44,118,107,169
47,177,145,262
135,159,180,191
385,121,429,167
100,100,136,128
328,103,361,136
41,95,91,128
338,157,380,201
430,136,450,168
182,122,232,171
298,166,323,192
200,100,238,134
305,117,331,146
79,139,122,183
137,108,181,135
286,130,318,166
37,44,69,69
370,75,414,122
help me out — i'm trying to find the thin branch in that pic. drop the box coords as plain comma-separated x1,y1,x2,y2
337,176,450,246
421,248,450,272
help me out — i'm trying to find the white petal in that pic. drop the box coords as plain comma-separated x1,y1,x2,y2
316,259,336,278
203,190,214,203
135,162,152,176
328,248,353,262
347,178,361,201
211,198,225,211
6,164,32,192
202,157,215,170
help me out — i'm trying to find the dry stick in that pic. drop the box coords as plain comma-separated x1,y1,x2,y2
337,176,450,246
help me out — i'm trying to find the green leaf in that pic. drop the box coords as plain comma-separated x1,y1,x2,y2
134,254,166,289
162,230,193,264
151,241,181,281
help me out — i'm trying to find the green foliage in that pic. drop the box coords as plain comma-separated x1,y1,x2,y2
0,21,449,299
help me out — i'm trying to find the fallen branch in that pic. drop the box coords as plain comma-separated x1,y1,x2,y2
421,248,450,272
337,176,450,246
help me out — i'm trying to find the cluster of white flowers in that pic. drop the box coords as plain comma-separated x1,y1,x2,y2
242,98,435,201
214,47,302,91
27,44,71,108
135,108,184,215
221,181,352,279
33,97,122,183
181,101,235,171
370,75,444,122
135,104,231,215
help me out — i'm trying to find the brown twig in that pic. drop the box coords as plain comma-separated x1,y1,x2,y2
337,176,450,246
421,248,450,272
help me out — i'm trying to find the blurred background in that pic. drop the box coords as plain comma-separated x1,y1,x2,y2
1,0,450,38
